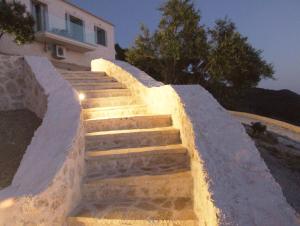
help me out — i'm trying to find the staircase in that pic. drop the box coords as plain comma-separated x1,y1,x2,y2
60,71,198,226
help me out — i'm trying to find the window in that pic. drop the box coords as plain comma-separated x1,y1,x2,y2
65,14,85,42
31,0,47,32
94,26,106,46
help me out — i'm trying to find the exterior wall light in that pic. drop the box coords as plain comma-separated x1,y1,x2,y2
79,93,85,101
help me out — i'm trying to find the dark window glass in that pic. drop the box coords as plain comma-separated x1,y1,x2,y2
69,15,84,42
31,0,47,31
94,26,106,46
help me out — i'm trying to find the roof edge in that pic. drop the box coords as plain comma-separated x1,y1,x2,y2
62,0,115,27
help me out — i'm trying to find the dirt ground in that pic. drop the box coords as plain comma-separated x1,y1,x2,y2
245,124,300,215
0,110,41,189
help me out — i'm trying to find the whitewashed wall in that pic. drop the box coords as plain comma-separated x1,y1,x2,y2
0,0,115,67
92,58,299,226
0,55,85,226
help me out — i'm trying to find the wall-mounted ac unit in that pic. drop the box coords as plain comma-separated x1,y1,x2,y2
54,45,66,59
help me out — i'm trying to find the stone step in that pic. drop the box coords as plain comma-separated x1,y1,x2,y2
85,127,181,151
60,72,107,79
73,82,125,91
83,89,131,99
60,71,106,75
85,114,172,133
82,96,138,109
66,77,117,84
68,197,197,226
63,75,108,80
83,171,193,202
83,105,149,120
86,144,189,178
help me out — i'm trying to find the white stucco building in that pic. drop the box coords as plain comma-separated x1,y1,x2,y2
0,0,115,67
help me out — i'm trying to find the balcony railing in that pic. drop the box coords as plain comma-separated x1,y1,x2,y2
35,13,97,46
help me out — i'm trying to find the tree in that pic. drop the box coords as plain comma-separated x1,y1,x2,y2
0,0,35,44
126,25,162,80
126,0,274,90
207,18,274,89
115,43,128,61
127,0,208,84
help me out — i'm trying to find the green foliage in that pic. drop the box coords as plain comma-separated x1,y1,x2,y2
0,0,35,44
115,43,128,61
207,18,274,89
126,25,162,80
126,0,274,90
127,0,208,83
250,122,267,137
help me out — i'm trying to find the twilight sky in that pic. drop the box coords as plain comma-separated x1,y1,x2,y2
71,0,300,94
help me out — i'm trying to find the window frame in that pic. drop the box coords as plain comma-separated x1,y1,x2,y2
65,13,85,42
94,26,107,47
31,0,48,32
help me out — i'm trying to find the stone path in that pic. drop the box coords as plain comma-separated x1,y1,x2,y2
60,71,198,226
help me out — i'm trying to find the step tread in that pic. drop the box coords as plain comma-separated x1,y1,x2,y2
83,105,149,121
85,170,191,184
84,104,147,112
84,114,172,133
82,96,138,109
82,88,130,93
86,126,179,137
63,76,108,78
85,126,180,150
83,96,134,102
82,90,131,99
77,87,127,92
61,71,104,74
86,153,189,180
73,82,121,86
86,144,186,158
67,78,117,83
63,76,108,80
69,197,197,222
85,114,170,122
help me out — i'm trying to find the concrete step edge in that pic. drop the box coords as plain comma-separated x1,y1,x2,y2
83,104,147,112
84,170,191,185
86,144,187,159
67,217,198,226
85,126,179,137
84,114,171,123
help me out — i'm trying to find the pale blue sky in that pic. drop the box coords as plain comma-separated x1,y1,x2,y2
71,0,300,94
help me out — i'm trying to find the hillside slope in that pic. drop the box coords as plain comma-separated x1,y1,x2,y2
220,88,300,126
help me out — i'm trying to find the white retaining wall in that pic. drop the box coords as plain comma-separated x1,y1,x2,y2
92,58,299,226
0,55,85,226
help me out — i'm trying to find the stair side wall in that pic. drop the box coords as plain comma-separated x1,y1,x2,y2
0,55,85,226
92,58,299,226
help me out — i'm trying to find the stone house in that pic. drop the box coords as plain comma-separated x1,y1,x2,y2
0,0,115,67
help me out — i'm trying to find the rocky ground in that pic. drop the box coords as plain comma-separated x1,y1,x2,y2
0,110,41,189
244,124,300,215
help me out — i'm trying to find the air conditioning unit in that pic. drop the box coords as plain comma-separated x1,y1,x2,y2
54,45,66,59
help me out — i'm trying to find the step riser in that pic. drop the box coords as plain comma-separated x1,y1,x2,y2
67,78,116,84
82,98,138,109
61,72,106,76
84,90,131,99
83,174,192,202
85,115,172,133
86,153,189,177
86,130,181,151
67,218,197,226
74,83,125,90
63,76,107,80
83,107,148,120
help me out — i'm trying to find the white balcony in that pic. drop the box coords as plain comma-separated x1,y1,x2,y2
35,31,97,53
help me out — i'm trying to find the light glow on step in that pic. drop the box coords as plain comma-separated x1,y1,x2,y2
79,93,86,101
0,198,14,209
